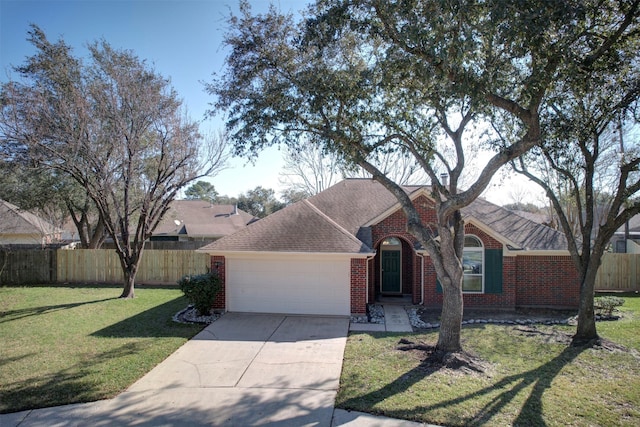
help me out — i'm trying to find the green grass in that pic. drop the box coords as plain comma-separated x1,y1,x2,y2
337,294,640,426
0,284,204,414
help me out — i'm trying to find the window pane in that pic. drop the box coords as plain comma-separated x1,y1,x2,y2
382,237,401,246
463,251,482,274
464,236,482,247
463,275,482,292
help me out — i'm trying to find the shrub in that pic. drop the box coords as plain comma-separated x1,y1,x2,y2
594,296,625,317
177,272,221,316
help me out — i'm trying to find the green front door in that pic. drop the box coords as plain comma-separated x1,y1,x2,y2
381,250,401,293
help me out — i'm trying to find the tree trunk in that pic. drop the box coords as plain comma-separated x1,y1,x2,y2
87,216,106,249
120,268,136,299
118,245,143,299
572,259,600,345
437,275,464,353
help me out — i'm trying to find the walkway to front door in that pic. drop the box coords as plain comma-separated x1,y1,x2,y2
349,304,412,332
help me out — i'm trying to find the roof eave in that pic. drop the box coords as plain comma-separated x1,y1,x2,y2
196,249,375,258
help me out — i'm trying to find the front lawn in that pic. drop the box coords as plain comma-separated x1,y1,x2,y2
337,295,640,426
0,285,204,414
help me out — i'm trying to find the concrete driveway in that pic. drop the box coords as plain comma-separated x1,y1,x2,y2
3,313,349,426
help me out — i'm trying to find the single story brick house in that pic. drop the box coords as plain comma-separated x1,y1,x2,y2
198,179,579,316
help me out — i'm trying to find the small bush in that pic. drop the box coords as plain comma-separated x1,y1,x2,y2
177,272,221,316
594,296,625,317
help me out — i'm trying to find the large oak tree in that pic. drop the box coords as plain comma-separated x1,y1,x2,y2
510,1,640,344
0,26,228,298
208,0,635,355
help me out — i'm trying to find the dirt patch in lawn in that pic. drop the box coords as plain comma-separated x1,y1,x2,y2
397,338,491,375
513,325,632,354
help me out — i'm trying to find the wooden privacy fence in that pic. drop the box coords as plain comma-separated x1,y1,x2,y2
595,253,640,292
0,249,56,284
57,249,211,285
4,248,637,290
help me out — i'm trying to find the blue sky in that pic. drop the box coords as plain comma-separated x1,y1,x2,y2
0,0,535,205
0,0,306,199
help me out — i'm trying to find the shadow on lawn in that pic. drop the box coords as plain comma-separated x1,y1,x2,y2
0,341,147,414
341,336,588,426
0,298,116,324
91,298,202,338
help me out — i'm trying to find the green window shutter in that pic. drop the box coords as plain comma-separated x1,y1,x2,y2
436,278,442,293
484,248,503,294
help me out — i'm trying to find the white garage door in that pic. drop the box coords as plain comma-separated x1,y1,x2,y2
226,255,351,316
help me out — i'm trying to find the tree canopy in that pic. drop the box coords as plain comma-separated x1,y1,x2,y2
185,181,219,203
0,26,228,297
207,0,637,357
237,186,285,218
510,0,640,343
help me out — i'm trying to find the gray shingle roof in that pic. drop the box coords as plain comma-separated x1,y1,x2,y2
200,179,568,253
154,201,256,238
306,179,402,235
461,198,568,250
200,199,372,253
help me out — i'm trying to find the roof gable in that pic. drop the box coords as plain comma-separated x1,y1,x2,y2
0,199,59,236
306,179,401,235
199,199,372,254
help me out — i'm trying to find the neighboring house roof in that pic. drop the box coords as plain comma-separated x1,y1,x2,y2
615,214,640,236
200,179,568,254
0,199,60,236
153,201,257,239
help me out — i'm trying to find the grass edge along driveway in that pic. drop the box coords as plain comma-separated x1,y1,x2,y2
0,284,204,414
336,294,640,427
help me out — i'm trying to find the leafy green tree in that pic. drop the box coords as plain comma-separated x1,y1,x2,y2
215,194,239,205
511,2,640,344
280,188,309,205
185,180,219,203
237,186,285,218
207,0,635,357
0,26,228,298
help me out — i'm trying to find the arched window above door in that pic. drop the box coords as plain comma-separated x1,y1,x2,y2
381,237,402,246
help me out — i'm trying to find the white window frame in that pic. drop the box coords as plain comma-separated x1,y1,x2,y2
462,235,484,293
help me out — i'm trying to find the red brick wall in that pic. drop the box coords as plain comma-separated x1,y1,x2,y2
419,255,517,309
465,224,502,249
415,254,579,310
367,257,376,304
211,256,226,310
368,198,579,310
351,258,367,314
515,255,580,308
371,195,435,248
